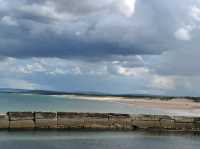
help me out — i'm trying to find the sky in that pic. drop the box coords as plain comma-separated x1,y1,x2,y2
0,0,200,96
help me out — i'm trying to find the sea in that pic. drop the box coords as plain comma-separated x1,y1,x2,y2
0,93,200,149
0,131,199,149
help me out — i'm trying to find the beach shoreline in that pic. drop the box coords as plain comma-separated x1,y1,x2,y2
52,95,200,116
53,95,200,110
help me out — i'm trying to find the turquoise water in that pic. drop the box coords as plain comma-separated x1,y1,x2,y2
0,131,199,149
0,93,168,114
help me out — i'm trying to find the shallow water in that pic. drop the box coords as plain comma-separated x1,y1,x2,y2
0,93,198,116
0,131,199,149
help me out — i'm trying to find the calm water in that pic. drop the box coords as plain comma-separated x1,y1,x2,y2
0,93,199,148
0,93,181,115
0,131,199,149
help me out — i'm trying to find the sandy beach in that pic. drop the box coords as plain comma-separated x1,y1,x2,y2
52,95,200,116
54,95,200,110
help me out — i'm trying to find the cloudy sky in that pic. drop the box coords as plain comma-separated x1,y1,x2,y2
0,0,200,96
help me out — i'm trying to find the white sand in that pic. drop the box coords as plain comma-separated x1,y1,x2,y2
53,95,200,116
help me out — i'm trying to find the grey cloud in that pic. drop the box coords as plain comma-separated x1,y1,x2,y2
0,0,199,63
152,47,200,76
0,0,159,59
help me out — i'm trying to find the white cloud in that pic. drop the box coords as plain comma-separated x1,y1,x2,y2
118,67,149,76
0,0,7,10
72,66,82,75
174,27,191,40
0,57,16,71
174,5,200,41
117,0,136,17
17,63,46,74
1,16,18,26
1,79,41,90
19,2,75,22
10,58,84,76
108,63,149,77
150,75,176,90
48,68,67,76
191,6,200,22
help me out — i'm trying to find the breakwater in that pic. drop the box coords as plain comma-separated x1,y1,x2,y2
0,112,200,132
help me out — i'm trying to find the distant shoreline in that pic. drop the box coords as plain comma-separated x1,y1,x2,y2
1,88,200,102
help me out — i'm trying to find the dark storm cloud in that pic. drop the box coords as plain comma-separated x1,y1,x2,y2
0,0,199,62
0,0,158,59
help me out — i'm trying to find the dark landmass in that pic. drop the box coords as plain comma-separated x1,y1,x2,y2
0,88,200,102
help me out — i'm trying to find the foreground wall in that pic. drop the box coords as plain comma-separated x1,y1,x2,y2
0,112,200,132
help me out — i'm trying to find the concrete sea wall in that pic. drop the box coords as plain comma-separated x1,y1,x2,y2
0,112,200,132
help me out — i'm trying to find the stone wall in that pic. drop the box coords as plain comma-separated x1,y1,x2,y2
0,112,199,132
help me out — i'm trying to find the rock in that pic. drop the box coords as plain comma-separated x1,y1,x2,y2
85,113,109,118
57,112,110,129
35,112,57,119
193,117,200,122
175,122,194,130
135,115,161,121
0,113,9,129
132,120,160,129
131,115,166,129
173,116,194,123
10,120,35,129
57,118,84,129
83,118,110,129
35,119,57,129
160,119,175,129
35,112,57,129
0,112,198,131
83,113,110,129
108,113,131,118
193,117,200,130
109,117,132,130
108,113,132,130
8,112,34,121
8,112,34,129
57,112,85,129
58,112,88,118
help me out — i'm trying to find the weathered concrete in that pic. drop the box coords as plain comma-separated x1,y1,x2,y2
133,120,161,129
83,113,110,129
8,112,34,121
132,114,161,129
10,120,35,129
57,112,111,129
108,113,132,130
57,112,85,129
35,112,57,128
0,113,9,129
160,119,175,129
8,112,34,129
0,112,199,132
